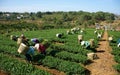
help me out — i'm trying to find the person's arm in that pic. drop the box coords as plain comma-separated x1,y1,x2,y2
34,44,39,50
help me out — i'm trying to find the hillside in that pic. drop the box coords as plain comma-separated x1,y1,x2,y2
0,11,117,29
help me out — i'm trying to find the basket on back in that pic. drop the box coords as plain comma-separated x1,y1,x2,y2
89,39,94,47
87,52,97,60
108,37,113,42
78,35,83,44
18,43,29,55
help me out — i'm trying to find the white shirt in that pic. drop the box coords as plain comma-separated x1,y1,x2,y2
56,34,59,37
97,33,101,38
94,31,97,34
81,41,85,46
118,43,120,47
81,30,83,33
34,43,39,50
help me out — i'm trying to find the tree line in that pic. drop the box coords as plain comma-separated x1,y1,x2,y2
0,11,116,29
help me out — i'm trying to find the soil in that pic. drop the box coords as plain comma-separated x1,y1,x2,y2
0,70,10,75
86,31,119,75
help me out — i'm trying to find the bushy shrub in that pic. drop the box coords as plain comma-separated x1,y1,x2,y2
113,64,120,72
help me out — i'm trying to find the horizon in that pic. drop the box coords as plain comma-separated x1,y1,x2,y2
0,0,120,15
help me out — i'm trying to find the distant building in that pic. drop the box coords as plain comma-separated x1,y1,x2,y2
17,16,21,20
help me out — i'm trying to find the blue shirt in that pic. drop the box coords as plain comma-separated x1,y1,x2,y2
27,46,34,55
117,39,120,44
84,41,90,48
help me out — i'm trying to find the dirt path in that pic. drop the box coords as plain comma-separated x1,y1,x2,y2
86,31,118,75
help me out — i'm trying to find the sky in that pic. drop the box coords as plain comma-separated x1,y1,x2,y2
0,0,120,14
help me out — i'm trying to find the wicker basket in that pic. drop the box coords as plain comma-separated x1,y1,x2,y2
108,37,113,41
89,39,94,47
18,43,29,54
78,35,83,43
87,53,97,60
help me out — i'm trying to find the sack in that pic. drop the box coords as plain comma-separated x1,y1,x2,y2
18,43,29,54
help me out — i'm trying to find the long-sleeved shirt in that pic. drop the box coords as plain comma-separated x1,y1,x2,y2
84,41,90,48
117,39,120,44
34,43,46,52
81,41,90,48
34,43,39,50
26,46,34,55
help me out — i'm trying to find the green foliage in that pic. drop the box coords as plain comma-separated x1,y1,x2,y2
0,28,99,74
111,47,120,55
55,51,88,64
108,30,120,72
42,56,86,75
50,44,91,55
114,55,120,63
36,11,42,18
0,11,115,29
46,48,88,64
113,64,120,72
0,53,51,75
0,22,38,32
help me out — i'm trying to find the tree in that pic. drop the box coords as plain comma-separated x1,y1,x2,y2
36,11,42,18
61,13,69,22
80,13,91,21
105,13,115,20
93,11,105,21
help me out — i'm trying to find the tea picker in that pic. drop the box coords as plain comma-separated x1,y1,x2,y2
17,43,35,63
